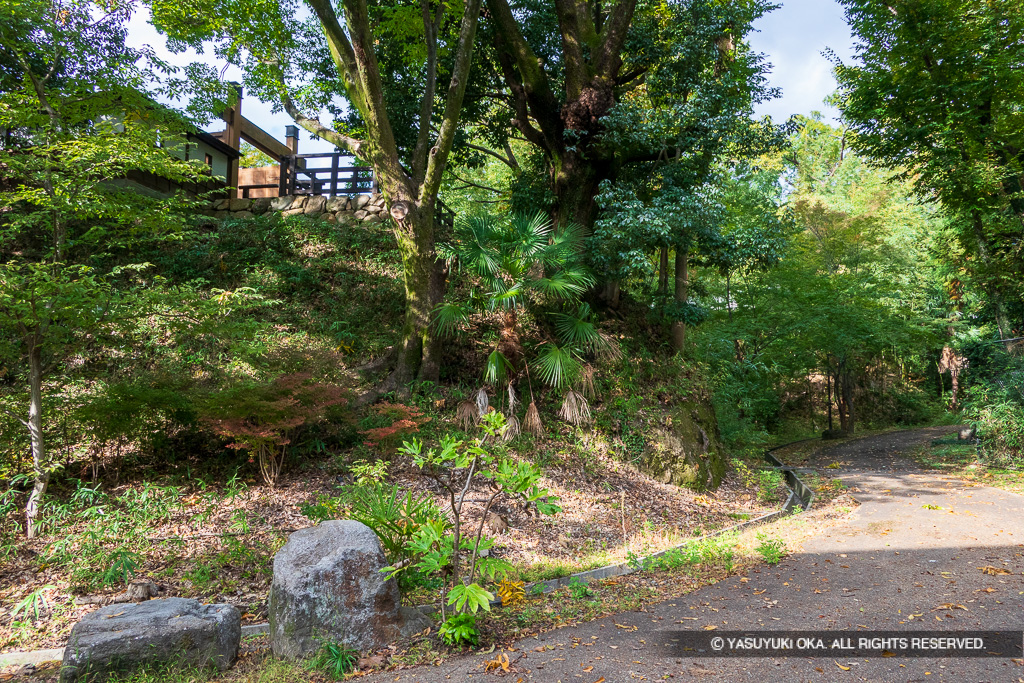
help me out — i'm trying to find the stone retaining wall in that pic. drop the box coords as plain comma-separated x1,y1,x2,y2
209,193,388,224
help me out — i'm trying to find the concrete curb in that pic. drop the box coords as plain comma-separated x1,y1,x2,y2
0,441,816,667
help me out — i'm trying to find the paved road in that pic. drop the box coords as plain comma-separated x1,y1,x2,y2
372,427,1024,682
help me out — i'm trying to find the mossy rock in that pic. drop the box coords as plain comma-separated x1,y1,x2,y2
639,397,726,491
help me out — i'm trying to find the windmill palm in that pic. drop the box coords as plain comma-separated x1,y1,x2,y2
436,212,608,426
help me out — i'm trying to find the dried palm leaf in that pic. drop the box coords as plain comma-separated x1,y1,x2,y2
558,389,591,426
595,331,623,362
506,383,519,415
578,364,597,399
500,414,521,443
523,401,544,437
456,399,479,430
475,387,490,415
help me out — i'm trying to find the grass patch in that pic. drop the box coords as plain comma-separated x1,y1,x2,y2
912,438,1024,494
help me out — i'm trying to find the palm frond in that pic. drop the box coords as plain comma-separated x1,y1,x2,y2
510,211,552,259
500,414,521,443
506,384,519,414
523,401,544,437
558,389,591,426
456,399,479,430
433,302,471,338
552,309,601,349
484,349,511,386
533,344,581,390
531,270,592,300
475,387,490,415
578,364,597,399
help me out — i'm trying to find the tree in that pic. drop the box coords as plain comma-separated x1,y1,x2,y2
474,0,778,237
149,0,485,386
435,212,612,423
697,118,942,435
834,0,1024,345
0,0,208,536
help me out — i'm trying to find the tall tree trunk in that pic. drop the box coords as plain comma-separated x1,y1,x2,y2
671,248,689,352
658,247,669,296
842,367,855,434
826,363,834,431
25,340,48,539
970,210,1015,352
553,151,604,229
391,203,446,386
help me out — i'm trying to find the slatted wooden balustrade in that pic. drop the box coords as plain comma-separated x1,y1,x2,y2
238,152,454,230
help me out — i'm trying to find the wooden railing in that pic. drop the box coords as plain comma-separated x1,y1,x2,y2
238,151,455,230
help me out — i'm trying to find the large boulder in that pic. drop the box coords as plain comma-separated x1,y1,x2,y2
269,520,429,658
60,598,240,683
639,394,727,490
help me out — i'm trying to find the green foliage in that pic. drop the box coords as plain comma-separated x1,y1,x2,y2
387,412,559,621
300,483,448,566
11,585,56,621
438,211,601,391
756,469,785,505
567,577,593,600
627,533,737,573
835,0,1024,310
439,612,479,647
307,640,359,680
103,549,144,587
754,532,787,566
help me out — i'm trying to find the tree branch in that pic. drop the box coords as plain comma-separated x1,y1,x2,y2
465,142,518,169
411,0,444,182
422,0,483,200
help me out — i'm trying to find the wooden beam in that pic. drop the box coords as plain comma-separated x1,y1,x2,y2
239,116,293,159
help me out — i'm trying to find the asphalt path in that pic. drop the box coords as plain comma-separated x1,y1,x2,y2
371,426,1024,683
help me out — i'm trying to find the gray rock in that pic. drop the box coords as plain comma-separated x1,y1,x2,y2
325,197,349,213
213,211,230,220
304,196,327,215
352,194,371,210
269,521,409,658
228,198,251,212
251,197,273,214
60,598,240,683
212,198,230,211
291,195,309,209
270,195,295,211
353,210,369,220
233,210,255,219
281,207,305,217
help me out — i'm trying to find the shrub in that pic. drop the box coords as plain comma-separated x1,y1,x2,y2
300,483,447,567
754,532,787,565
439,613,479,647
359,402,431,451
200,373,352,486
385,413,560,622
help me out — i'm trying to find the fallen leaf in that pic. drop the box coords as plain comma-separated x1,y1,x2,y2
583,666,594,672
357,655,383,670
835,661,851,671
980,566,1011,576
704,625,717,631
932,603,968,611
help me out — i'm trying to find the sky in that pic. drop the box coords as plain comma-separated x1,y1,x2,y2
126,0,855,155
